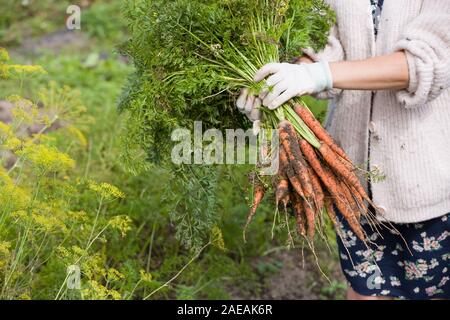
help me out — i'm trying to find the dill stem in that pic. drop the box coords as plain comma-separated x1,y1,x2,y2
143,241,212,300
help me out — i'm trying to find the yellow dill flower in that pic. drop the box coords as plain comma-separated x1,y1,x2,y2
6,94,24,103
17,143,75,172
11,210,28,221
0,122,22,150
0,166,12,184
88,181,125,200
67,210,88,223
0,184,30,211
82,253,107,279
107,268,125,282
0,122,13,136
37,82,89,125
12,107,34,124
83,280,122,300
31,210,68,233
0,241,11,269
0,48,10,62
8,64,47,75
56,246,70,259
109,215,132,237
109,290,122,300
0,64,8,79
139,269,153,283
0,166,30,211
66,125,88,148
6,94,34,106
211,226,226,251
71,246,87,258
6,95,40,125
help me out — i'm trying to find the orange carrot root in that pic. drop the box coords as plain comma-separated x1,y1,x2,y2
275,178,289,207
294,104,351,163
299,139,365,241
308,166,324,211
318,142,371,204
279,122,314,207
340,180,361,221
302,197,316,240
243,180,266,240
324,196,338,227
292,193,307,237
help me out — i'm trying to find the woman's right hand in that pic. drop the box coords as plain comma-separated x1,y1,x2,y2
235,56,315,123
236,88,261,122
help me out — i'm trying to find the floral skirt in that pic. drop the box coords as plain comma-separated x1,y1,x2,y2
336,211,450,299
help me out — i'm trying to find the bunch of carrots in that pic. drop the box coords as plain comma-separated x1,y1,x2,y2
246,103,386,246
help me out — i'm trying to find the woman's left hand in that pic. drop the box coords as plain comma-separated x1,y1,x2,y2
254,61,333,110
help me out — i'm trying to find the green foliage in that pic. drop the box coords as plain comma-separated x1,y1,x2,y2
0,52,131,299
119,0,335,165
119,0,335,251
82,2,128,42
0,0,71,45
0,0,128,47
166,165,220,250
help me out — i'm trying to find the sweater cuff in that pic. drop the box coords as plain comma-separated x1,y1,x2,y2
394,35,449,109
404,50,419,94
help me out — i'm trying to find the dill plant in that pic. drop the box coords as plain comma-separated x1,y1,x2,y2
0,49,132,299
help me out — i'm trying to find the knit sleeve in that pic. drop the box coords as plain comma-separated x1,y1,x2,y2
393,1,450,109
303,25,345,100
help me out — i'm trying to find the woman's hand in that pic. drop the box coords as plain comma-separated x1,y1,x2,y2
254,61,333,109
236,88,262,134
236,88,261,121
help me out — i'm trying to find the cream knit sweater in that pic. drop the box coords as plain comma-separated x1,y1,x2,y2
305,0,450,223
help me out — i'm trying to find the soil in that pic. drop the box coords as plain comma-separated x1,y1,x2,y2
231,248,347,300
11,30,90,57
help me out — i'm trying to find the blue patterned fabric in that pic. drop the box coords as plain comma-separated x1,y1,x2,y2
336,212,450,299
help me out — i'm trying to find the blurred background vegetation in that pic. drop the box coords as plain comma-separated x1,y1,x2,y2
0,0,344,299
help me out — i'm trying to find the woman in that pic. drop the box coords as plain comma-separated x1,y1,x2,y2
236,0,450,300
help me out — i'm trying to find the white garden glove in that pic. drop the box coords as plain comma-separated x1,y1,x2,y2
236,88,262,134
254,61,333,110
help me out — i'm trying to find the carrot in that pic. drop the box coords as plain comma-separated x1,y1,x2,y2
350,185,365,210
292,193,306,237
243,179,266,241
285,164,305,199
308,166,324,211
299,139,365,241
275,177,290,207
294,104,351,163
279,121,314,206
302,197,316,240
340,180,361,221
324,196,338,227
324,167,365,241
279,145,290,174
318,142,370,204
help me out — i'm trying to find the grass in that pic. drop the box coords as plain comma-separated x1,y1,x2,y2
0,0,342,300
